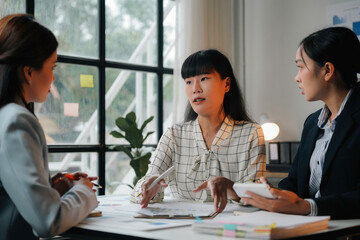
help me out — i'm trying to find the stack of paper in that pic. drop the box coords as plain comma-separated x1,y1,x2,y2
193,211,330,239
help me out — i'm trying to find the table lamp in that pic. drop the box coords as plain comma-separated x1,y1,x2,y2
260,113,280,141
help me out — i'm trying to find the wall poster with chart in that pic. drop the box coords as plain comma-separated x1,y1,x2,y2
327,0,360,38
327,0,360,80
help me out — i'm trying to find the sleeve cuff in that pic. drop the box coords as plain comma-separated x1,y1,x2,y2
305,198,318,216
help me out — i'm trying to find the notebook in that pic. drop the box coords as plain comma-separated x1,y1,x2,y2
193,211,330,239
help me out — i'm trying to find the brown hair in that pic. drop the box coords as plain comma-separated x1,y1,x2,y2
0,14,58,108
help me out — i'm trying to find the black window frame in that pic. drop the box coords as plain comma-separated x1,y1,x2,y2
25,0,173,195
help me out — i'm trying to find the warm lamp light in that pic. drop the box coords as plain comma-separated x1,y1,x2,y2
261,122,280,141
260,113,280,141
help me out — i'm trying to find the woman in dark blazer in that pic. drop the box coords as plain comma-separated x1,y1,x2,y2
242,27,360,219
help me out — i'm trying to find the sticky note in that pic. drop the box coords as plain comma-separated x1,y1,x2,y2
64,102,79,117
215,229,223,236
236,231,246,238
224,224,237,230
223,230,236,237
195,216,203,222
80,74,94,88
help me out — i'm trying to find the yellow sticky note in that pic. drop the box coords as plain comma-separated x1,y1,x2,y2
80,74,94,88
64,102,79,117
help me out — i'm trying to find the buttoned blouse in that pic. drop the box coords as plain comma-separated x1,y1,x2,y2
308,89,352,198
131,116,266,203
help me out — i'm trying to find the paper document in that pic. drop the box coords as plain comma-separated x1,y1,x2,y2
137,200,241,219
80,212,191,231
79,195,191,231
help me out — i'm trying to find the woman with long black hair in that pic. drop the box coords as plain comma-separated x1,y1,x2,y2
132,49,266,213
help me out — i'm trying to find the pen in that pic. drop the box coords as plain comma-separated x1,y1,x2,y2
137,166,175,197
60,173,103,188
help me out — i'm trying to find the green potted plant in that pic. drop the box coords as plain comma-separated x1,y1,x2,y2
110,112,154,187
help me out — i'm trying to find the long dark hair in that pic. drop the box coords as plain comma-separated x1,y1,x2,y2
181,49,251,122
0,14,58,108
300,27,360,89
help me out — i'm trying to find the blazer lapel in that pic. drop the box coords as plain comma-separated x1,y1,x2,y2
298,117,320,196
322,108,354,179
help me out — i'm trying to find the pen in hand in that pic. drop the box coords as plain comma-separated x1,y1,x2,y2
137,166,175,197
58,173,103,188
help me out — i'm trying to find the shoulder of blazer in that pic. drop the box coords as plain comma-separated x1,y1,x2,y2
347,83,360,117
0,103,41,135
303,108,322,130
303,84,360,128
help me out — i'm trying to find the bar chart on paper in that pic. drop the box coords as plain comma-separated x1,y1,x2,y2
137,200,241,219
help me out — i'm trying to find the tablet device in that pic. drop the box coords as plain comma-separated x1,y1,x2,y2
233,183,275,199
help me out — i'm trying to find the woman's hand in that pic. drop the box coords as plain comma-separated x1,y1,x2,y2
72,171,98,183
193,176,240,213
52,172,73,196
73,176,95,190
241,177,311,215
72,172,98,191
139,176,168,208
52,171,98,195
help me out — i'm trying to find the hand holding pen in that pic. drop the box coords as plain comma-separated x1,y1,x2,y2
139,166,175,208
62,173,102,188
52,172,102,195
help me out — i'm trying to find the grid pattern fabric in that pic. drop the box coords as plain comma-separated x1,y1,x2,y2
131,116,266,203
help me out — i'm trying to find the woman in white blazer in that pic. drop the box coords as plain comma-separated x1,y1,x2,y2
0,14,98,239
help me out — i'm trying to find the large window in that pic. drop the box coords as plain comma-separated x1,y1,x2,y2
1,0,175,195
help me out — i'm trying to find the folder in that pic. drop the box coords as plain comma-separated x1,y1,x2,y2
193,211,330,239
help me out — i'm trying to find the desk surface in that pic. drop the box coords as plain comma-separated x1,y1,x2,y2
62,195,360,240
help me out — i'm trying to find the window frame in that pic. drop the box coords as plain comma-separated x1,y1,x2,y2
25,0,173,195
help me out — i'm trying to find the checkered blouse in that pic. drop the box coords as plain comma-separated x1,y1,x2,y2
131,116,266,203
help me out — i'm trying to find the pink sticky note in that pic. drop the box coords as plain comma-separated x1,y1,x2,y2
64,103,79,117
223,230,236,237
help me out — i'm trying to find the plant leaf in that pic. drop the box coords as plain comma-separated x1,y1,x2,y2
113,145,133,160
140,116,154,132
130,152,151,180
132,176,139,187
126,112,137,128
124,128,143,148
110,130,125,139
115,117,131,132
142,131,155,144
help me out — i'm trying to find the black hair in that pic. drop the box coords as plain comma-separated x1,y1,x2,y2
300,27,360,89
0,14,58,108
181,49,251,122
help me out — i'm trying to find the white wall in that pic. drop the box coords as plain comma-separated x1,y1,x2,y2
242,0,355,141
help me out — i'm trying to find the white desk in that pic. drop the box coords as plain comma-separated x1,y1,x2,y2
61,195,360,240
